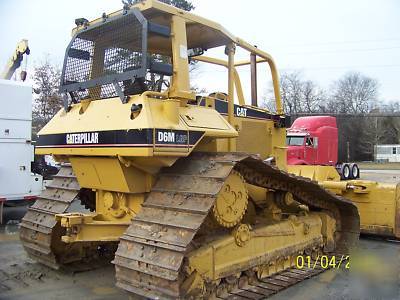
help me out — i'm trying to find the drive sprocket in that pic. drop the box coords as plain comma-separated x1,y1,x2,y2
213,170,248,228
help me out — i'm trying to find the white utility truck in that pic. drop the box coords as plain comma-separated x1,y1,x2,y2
0,79,43,223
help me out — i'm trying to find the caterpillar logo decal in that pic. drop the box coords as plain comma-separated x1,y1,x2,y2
203,98,289,127
236,107,247,117
66,132,99,144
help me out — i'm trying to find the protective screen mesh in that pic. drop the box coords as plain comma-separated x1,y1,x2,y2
62,12,144,101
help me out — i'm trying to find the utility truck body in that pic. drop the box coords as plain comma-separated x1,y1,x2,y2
0,79,42,204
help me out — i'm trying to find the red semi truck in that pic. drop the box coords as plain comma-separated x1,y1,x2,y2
286,116,360,180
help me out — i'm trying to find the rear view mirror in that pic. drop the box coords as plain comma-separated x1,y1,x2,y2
314,137,318,148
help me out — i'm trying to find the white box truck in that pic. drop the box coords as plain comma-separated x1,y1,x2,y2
0,79,43,223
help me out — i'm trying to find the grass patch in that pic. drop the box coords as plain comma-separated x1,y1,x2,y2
357,162,400,170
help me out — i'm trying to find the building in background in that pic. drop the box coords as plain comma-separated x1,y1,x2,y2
375,144,400,162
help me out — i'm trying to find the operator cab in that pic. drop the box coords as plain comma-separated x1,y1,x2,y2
59,5,227,107
60,9,177,104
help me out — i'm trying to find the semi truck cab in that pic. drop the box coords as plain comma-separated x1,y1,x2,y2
287,116,338,166
286,132,319,165
287,116,359,179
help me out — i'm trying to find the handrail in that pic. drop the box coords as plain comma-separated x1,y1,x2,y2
193,42,283,115
193,56,245,106
234,38,283,115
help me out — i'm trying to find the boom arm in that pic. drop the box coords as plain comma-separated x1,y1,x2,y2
1,39,30,80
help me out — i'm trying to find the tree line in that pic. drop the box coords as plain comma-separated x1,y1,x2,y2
263,71,400,161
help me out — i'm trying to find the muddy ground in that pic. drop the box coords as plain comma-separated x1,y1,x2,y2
0,170,399,300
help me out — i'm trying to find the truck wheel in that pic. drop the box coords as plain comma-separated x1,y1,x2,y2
350,163,360,179
340,164,351,180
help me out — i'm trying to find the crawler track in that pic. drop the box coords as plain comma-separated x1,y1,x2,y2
216,254,345,300
114,152,359,299
19,165,90,269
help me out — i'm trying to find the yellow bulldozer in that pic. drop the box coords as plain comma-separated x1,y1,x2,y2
19,1,365,299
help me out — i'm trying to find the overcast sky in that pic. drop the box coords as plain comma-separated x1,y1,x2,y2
1,0,399,104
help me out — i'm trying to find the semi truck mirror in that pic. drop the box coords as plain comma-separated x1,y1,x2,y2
314,137,318,148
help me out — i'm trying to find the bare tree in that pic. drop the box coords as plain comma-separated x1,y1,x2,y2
328,72,378,114
262,71,325,114
380,100,400,113
281,71,303,114
376,102,400,143
32,57,63,135
325,72,380,160
302,80,326,113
